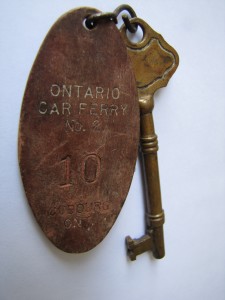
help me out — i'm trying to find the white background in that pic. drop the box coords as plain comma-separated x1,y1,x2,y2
1,1,225,299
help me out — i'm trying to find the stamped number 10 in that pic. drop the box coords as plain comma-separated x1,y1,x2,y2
59,154,101,188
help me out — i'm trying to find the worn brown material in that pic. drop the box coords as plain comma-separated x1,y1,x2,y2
18,8,139,253
121,18,179,260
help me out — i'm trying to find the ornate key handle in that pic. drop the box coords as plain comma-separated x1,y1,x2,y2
120,18,179,260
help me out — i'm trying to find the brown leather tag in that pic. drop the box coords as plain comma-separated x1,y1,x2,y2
18,7,139,253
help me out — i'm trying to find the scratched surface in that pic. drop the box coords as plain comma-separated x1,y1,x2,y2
18,8,139,253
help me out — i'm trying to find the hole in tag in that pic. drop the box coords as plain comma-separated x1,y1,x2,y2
126,25,143,44
83,18,96,30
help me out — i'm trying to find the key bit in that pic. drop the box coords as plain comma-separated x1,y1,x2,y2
126,234,152,261
120,17,179,260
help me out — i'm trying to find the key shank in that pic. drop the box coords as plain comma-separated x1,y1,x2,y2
139,94,165,259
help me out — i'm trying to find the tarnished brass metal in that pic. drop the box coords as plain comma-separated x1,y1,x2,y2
18,8,139,253
121,17,179,260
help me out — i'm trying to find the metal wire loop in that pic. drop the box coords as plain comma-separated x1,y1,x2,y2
114,4,137,33
121,14,137,33
85,4,137,32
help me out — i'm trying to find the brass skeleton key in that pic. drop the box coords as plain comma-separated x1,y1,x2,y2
120,18,179,260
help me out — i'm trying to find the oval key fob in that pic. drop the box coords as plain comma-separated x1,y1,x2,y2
18,7,139,253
